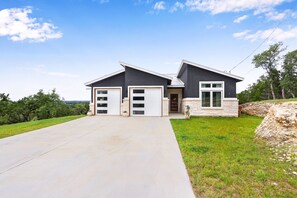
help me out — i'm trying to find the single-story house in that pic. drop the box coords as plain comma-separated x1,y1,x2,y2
84,60,244,117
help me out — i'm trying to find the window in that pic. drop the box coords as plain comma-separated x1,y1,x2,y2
200,82,223,108
97,110,107,114
133,110,144,115
97,103,107,107
133,103,145,108
133,89,145,94
133,96,145,101
97,97,107,101
97,90,107,94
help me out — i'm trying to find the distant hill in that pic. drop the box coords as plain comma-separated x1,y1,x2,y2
64,100,89,104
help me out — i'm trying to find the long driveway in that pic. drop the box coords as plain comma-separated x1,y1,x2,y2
0,116,195,198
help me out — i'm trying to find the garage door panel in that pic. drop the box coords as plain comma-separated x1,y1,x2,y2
130,87,162,117
96,88,121,115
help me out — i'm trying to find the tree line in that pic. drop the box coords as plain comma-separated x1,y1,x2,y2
0,90,89,125
238,42,297,104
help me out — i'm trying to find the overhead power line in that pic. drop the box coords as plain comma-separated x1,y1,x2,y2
229,21,282,73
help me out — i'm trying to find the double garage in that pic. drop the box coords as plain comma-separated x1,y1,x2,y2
94,87,162,116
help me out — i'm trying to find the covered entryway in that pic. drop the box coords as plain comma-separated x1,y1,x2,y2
129,87,162,116
168,88,183,113
94,88,121,115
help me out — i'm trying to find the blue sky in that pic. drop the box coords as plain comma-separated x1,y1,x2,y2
1,0,297,100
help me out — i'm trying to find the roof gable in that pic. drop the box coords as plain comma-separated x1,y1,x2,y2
177,60,244,81
84,69,125,86
119,61,172,81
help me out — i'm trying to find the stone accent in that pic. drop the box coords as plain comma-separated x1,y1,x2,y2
121,97,129,116
181,98,239,117
89,103,95,115
163,98,169,116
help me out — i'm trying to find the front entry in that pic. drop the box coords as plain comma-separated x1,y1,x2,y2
170,94,178,112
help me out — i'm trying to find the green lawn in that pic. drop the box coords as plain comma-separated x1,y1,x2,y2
171,115,297,197
0,115,85,139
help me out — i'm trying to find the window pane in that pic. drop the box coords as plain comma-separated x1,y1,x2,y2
133,96,144,101
133,89,145,94
202,92,211,107
97,90,107,94
97,110,107,114
212,83,222,88
133,110,144,115
97,103,107,107
213,92,222,107
201,83,211,88
97,97,107,101
133,103,145,108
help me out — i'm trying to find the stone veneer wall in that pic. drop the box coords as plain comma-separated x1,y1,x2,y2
163,98,169,116
121,98,129,116
89,103,95,115
181,98,239,117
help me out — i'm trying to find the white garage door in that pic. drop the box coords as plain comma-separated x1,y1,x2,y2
130,87,162,116
95,88,121,115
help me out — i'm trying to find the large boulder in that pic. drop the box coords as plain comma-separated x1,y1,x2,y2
255,102,297,143
240,102,275,117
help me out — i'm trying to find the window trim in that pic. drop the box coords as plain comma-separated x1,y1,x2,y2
199,81,224,109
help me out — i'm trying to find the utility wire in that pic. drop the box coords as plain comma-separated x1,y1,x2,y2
229,21,282,73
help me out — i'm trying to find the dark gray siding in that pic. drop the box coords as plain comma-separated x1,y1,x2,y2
183,64,237,98
178,66,188,98
90,72,125,102
125,67,169,97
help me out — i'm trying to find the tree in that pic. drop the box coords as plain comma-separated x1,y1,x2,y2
281,50,297,98
252,42,285,99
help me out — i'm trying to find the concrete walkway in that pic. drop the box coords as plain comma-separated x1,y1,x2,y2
0,116,195,198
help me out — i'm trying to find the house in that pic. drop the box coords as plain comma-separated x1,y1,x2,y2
84,60,244,117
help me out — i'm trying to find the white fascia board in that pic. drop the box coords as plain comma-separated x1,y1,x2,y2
177,60,244,81
84,69,125,86
119,61,173,81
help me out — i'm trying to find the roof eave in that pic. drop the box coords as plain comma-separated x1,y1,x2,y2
119,61,173,81
84,69,125,86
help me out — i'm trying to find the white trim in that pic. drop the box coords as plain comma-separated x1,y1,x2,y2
84,70,125,86
178,60,244,81
199,81,224,109
168,85,185,88
119,61,172,80
93,87,122,116
224,98,238,101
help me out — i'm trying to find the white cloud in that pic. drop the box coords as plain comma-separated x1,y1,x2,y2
233,27,297,42
29,65,79,78
0,7,62,42
169,2,185,13
264,9,297,21
185,0,286,14
233,30,250,38
233,15,248,24
153,1,166,11
206,23,227,30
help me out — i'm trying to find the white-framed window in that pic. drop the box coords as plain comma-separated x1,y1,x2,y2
199,81,224,108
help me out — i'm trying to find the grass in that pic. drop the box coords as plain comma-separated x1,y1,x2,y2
171,115,297,197
255,98,297,103
0,115,85,139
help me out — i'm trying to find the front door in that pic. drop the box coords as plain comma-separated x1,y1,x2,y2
170,94,178,112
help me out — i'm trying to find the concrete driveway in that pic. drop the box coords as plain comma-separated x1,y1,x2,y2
0,116,194,198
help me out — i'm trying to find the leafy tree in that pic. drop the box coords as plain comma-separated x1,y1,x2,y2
252,42,285,99
281,50,297,98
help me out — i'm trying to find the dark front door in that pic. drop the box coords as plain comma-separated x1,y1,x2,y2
170,94,178,112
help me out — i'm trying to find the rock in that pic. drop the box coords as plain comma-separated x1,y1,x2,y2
255,102,297,142
240,102,275,117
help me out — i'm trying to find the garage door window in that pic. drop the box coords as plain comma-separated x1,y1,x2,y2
97,90,108,94
133,110,144,115
97,110,107,114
